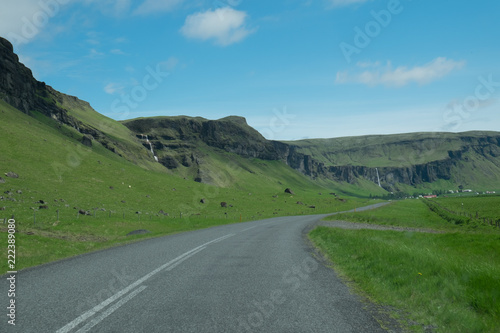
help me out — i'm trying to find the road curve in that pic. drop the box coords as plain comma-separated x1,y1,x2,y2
2,207,391,332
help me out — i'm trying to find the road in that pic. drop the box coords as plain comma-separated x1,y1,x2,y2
2,206,392,332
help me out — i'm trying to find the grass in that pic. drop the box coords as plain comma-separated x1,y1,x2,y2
310,197,500,332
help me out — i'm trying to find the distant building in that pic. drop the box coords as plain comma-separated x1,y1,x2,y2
462,189,472,193
424,195,437,199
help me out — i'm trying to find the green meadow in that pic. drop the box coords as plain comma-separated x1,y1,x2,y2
310,197,500,332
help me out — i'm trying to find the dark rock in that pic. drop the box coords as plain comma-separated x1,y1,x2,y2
296,201,304,205
308,205,316,209
127,229,151,236
220,202,227,208
284,188,295,195
39,200,46,204
200,198,206,204
110,186,114,190
39,205,49,209
81,135,93,147
78,209,90,215
0,177,5,183
5,172,18,178
4,191,12,195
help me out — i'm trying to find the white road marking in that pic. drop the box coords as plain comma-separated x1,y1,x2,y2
75,286,147,333
56,233,235,333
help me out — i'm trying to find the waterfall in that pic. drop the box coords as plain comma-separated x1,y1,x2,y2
376,168,382,187
142,134,158,162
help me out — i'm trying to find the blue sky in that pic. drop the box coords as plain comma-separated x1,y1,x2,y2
2,0,500,140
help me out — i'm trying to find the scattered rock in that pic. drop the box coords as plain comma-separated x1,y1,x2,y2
329,193,337,196
158,210,169,216
135,211,141,214
200,198,206,204
272,195,278,198
296,201,304,205
284,188,295,195
0,177,5,183
0,207,5,211
4,191,12,195
16,190,22,194
121,200,126,203
220,202,228,208
39,200,46,204
109,186,114,190
127,229,151,236
146,195,151,198
309,205,316,209
39,205,49,209
78,209,90,215
5,172,18,179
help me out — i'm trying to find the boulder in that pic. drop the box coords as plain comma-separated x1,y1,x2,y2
5,172,18,178
81,135,93,147
220,202,227,208
39,205,49,209
200,198,206,204
284,188,295,195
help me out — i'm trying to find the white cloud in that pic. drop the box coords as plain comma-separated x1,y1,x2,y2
328,0,372,8
133,0,184,16
180,8,256,46
336,58,466,87
104,82,124,95
0,0,55,45
159,57,179,71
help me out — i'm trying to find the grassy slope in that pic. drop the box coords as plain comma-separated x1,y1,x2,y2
310,197,500,332
0,100,373,272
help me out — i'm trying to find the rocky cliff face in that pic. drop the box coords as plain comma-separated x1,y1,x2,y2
273,134,500,190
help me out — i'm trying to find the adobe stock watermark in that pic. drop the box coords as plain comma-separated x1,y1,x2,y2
340,0,413,64
260,107,296,140
7,0,71,45
443,74,500,131
235,257,319,332
110,64,170,120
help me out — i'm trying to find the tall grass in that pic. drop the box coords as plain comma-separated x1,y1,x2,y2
309,227,500,332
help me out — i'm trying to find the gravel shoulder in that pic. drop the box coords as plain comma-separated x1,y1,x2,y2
315,220,446,234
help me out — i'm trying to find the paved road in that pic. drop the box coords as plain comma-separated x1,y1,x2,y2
2,207,391,332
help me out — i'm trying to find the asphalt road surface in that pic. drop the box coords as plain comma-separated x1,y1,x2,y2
2,205,392,332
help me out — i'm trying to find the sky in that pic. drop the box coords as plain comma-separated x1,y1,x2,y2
1,0,500,140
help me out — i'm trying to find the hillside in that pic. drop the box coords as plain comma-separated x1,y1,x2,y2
1,35,500,198
282,132,500,192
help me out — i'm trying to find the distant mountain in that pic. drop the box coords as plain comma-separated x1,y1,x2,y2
1,36,500,195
